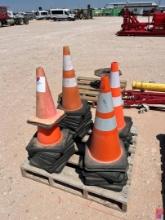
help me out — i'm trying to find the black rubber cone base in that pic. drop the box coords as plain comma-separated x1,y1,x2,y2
119,116,133,139
84,141,128,172
26,129,75,173
119,116,134,152
80,170,127,192
58,100,93,139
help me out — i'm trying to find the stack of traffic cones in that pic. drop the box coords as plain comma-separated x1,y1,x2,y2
80,76,128,191
26,67,75,173
58,46,92,139
25,47,134,192
110,62,133,150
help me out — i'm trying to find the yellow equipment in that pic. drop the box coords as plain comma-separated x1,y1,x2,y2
132,81,165,92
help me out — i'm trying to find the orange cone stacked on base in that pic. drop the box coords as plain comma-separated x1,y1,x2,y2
29,67,64,146
109,62,133,151
88,75,122,162
110,62,125,131
62,46,82,111
26,67,75,174
58,46,92,139
82,75,128,191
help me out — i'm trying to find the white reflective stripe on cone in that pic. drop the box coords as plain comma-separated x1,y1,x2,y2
110,72,120,88
94,116,117,131
36,76,46,93
63,78,77,87
97,93,114,113
63,55,74,71
112,96,123,107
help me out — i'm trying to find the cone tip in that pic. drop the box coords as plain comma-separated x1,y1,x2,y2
100,75,111,92
111,62,119,72
63,46,70,55
36,66,45,77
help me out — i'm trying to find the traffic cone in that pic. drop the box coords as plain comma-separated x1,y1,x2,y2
110,62,133,150
110,62,125,131
26,67,75,173
58,46,92,139
28,67,64,145
87,75,124,162
62,46,82,111
81,75,128,191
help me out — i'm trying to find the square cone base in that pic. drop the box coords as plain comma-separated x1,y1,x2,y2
26,129,75,173
30,143,75,173
80,170,128,192
27,109,65,129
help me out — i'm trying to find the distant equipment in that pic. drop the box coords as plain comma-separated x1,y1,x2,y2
117,8,165,36
0,6,29,27
35,10,49,20
74,4,93,20
49,8,75,21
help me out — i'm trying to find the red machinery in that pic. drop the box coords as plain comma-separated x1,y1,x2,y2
117,8,165,36
0,6,9,22
0,6,29,26
123,90,165,107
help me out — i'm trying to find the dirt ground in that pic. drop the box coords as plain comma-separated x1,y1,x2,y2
0,17,165,220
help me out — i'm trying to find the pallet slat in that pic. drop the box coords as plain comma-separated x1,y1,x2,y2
78,84,99,91
79,89,99,96
78,76,99,81
77,77,127,105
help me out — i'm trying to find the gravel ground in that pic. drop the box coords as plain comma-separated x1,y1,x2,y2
0,17,164,220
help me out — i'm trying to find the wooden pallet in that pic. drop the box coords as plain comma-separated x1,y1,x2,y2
77,77,127,105
21,127,137,212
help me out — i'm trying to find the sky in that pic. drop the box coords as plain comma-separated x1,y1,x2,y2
0,0,165,12
1,0,108,11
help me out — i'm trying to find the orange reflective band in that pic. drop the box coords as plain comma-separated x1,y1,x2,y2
63,70,76,78
96,110,115,119
111,88,121,97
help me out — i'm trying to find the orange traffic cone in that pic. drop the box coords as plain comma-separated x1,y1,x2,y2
87,75,122,162
110,62,125,131
28,67,64,146
62,46,82,111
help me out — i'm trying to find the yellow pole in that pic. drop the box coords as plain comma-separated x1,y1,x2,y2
132,81,165,92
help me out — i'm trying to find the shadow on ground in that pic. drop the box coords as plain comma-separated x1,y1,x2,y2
156,134,165,220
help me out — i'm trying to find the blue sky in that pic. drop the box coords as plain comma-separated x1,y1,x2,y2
1,0,165,12
1,0,108,11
